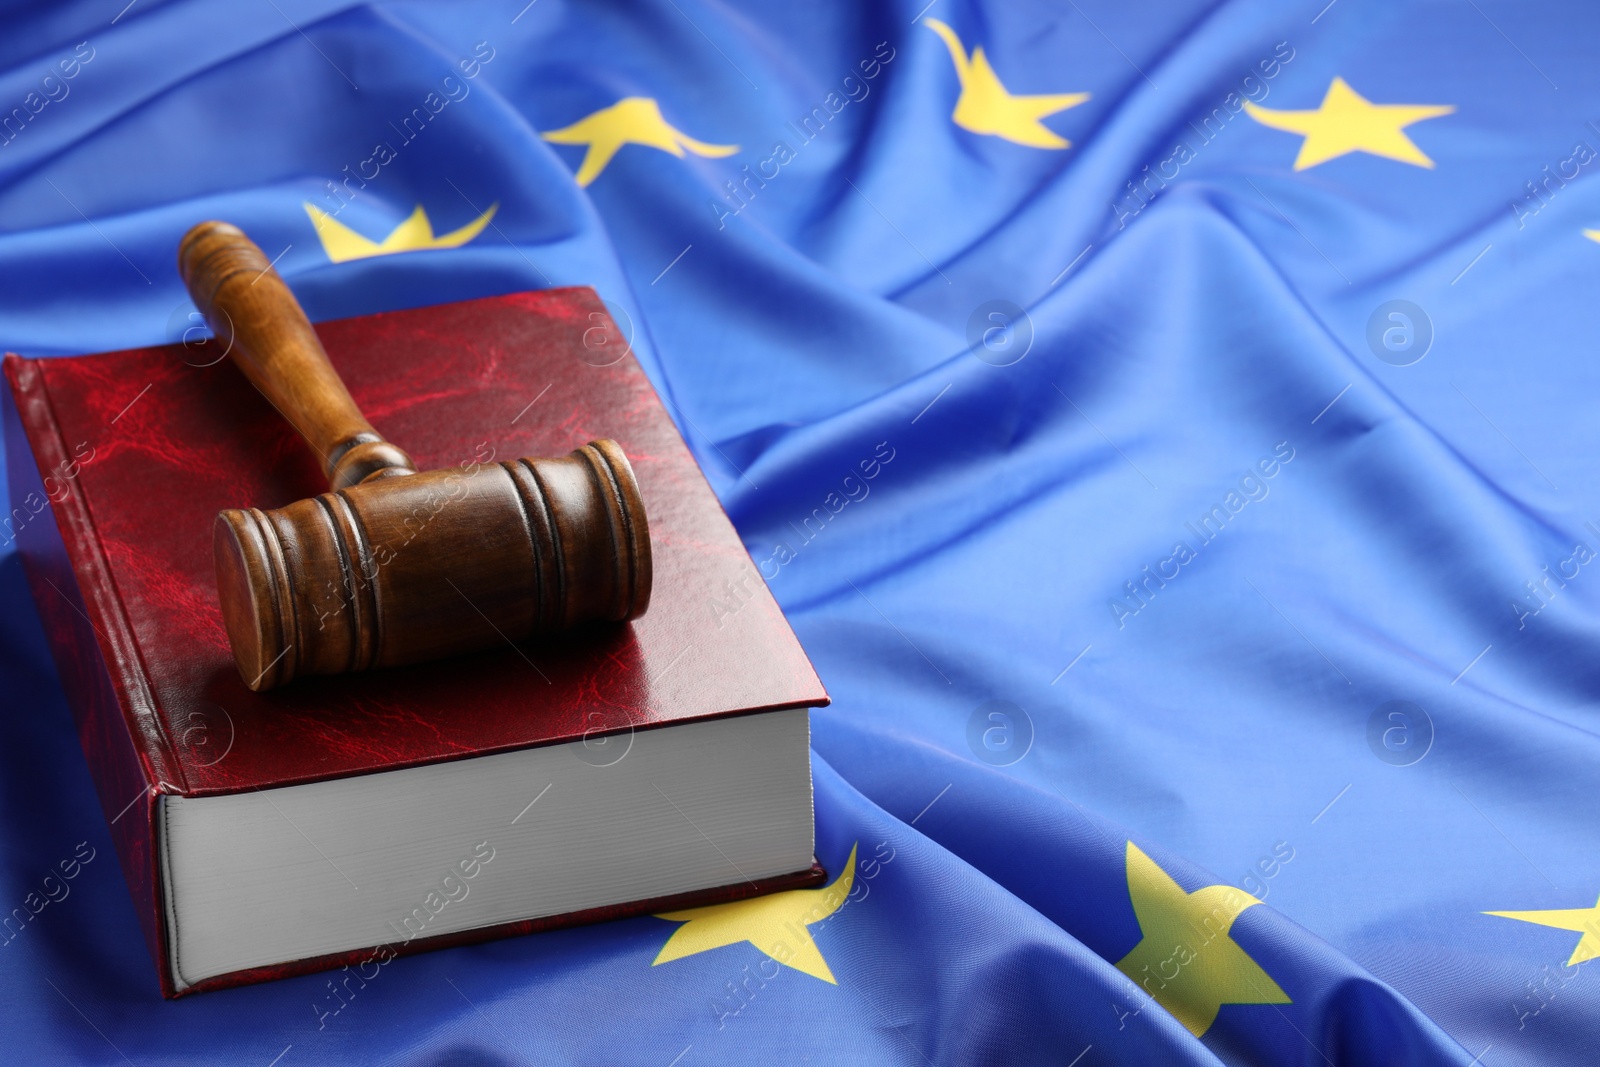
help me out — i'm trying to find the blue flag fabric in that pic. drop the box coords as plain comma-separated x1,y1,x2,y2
2,0,1597,1063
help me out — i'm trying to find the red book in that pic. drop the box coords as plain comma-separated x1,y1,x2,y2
3,288,827,998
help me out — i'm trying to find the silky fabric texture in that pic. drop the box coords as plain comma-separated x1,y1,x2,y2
0,1,1595,1064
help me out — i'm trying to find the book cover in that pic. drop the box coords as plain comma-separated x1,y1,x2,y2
3,286,828,997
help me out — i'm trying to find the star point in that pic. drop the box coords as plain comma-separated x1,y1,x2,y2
303,202,497,263
1114,841,1289,1037
652,844,856,983
1243,76,1454,170
1487,893,1600,967
541,97,737,187
925,18,1089,149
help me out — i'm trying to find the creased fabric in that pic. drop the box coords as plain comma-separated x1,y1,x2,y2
1,1,1595,1063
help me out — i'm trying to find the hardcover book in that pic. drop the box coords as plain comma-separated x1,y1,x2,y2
3,287,827,998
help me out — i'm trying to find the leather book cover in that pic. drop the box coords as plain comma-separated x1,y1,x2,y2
2,287,828,997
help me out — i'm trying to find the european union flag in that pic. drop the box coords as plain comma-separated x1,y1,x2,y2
2,0,1597,1063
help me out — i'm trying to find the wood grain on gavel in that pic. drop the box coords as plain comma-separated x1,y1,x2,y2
178,221,652,691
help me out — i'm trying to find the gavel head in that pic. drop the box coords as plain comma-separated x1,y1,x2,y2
214,440,651,690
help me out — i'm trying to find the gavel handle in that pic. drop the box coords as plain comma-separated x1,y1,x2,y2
177,221,415,490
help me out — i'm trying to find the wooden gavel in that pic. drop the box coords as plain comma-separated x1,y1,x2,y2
178,222,651,691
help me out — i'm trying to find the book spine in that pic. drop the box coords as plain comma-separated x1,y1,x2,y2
3,354,180,994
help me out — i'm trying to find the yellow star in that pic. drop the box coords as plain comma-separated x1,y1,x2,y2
303,203,496,263
541,97,737,187
924,18,1089,149
1243,76,1454,170
1114,841,1290,1036
1486,893,1600,966
653,844,856,983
